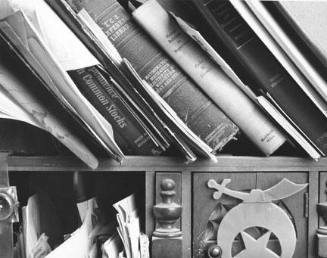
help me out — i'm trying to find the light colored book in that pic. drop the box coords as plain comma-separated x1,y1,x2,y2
170,5,322,160
133,0,287,156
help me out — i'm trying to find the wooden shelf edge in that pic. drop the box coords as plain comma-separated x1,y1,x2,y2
4,155,327,172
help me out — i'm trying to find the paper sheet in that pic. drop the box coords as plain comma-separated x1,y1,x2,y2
45,200,95,258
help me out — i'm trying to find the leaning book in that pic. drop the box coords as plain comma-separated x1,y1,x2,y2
189,0,327,156
132,0,287,156
4,0,166,156
62,0,239,156
0,27,99,168
0,5,126,167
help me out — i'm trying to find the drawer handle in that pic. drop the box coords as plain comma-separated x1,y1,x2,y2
207,244,222,258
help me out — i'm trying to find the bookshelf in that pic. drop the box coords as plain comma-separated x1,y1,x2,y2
2,155,327,258
1,0,327,257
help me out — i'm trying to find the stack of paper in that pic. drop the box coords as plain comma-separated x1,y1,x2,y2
113,194,149,258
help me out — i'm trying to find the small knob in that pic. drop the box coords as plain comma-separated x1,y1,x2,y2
0,192,15,221
207,245,222,258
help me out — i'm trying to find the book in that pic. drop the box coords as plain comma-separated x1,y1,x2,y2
166,9,321,160
68,66,164,155
73,9,199,160
0,6,124,165
242,0,327,111
45,0,201,161
64,0,239,155
189,0,327,155
6,0,166,156
271,1,327,82
225,0,324,159
0,28,99,168
229,0,327,118
132,0,287,156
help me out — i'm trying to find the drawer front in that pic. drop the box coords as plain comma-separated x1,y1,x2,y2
193,172,308,258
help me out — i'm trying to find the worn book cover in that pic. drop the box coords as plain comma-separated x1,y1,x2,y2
65,0,239,154
190,0,327,155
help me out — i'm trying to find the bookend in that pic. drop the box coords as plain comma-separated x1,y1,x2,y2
0,155,19,258
152,178,183,258
207,178,307,258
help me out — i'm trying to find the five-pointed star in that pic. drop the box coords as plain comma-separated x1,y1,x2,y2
235,230,279,258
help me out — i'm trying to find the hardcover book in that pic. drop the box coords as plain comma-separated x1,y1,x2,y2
190,0,327,155
65,0,239,155
0,3,126,166
4,0,164,156
132,0,287,156
46,0,203,161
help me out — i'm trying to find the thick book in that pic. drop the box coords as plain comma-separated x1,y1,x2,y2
132,0,287,156
7,0,164,156
168,11,321,159
190,0,327,155
65,0,239,154
45,0,201,161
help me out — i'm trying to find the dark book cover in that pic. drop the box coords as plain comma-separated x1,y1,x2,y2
45,0,173,151
64,0,239,153
68,65,163,155
190,0,327,155
266,1,327,85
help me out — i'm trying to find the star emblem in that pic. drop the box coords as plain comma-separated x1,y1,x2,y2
235,230,279,258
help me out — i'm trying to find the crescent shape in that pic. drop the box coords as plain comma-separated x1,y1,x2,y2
217,203,296,258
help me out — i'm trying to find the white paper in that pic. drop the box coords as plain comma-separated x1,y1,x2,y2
45,201,94,258
102,233,122,258
77,9,123,66
113,194,141,258
2,0,99,71
0,87,38,126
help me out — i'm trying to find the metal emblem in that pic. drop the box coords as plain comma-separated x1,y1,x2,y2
208,178,307,258
0,186,19,222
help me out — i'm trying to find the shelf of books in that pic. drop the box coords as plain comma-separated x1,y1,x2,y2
1,0,327,257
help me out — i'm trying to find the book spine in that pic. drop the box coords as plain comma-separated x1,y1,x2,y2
132,0,287,156
69,0,239,152
68,65,163,155
191,0,327,154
